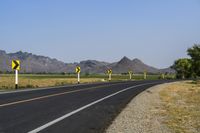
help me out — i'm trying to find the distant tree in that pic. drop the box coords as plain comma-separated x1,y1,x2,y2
187,44,200,77
61,72,66,75
121,73,128,75
172,58,192,79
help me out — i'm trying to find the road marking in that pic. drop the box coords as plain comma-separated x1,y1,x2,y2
28,82,158,133
0,82,129,108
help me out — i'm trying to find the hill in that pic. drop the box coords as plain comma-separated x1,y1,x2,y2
0,50,174,74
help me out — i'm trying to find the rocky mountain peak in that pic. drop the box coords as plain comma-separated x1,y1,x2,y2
8,51,33,59
118,56,132,64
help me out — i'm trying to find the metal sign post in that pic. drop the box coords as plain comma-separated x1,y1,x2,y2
78,72,80,84
128,71,133,80
144,71,147,80
109,73,111,81
107,69,112,81
15,70,18,89
162,74,165,79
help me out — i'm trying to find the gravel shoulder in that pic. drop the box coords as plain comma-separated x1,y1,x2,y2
106,83,174,133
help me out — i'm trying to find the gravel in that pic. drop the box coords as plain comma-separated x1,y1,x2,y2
106,83,172,133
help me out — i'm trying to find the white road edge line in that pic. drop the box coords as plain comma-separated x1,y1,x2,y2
28,82,158,133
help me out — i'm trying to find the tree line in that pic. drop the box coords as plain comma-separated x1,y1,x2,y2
172,44,200,79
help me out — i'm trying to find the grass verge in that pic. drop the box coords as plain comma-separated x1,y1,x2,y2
0,75,103,90
0,73,175,90
159,81,200,133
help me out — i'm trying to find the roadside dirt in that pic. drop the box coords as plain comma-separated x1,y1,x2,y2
106,81,200,133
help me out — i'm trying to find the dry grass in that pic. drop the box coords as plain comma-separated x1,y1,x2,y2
159,81,200,133
0,76,103,90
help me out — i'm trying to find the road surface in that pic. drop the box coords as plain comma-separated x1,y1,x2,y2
0,80,172,133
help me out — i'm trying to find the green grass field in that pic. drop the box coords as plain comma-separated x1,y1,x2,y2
0,73,175,90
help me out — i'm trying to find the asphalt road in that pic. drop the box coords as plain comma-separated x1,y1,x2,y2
0,80,172,133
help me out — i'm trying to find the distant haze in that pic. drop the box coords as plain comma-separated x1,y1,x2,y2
0,0,200,68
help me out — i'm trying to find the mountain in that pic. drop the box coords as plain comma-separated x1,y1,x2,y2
0,50,174,74
109,56,134,73
0,50,67,73
0,50,11,72
79,60,110,73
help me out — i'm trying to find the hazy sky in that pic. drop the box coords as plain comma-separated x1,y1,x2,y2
0,0,200,68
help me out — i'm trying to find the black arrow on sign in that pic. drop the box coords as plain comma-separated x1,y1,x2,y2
13,60,19,69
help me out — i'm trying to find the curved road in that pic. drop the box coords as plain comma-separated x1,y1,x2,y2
0,80,173,133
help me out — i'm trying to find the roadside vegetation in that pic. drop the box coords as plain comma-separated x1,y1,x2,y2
159,81,200,133
0,74,102,90
0,73,174,90
165,44,200,132
106,81,200,133
172,44,200,79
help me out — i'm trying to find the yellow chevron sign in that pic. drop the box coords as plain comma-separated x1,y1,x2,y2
128,71,133,74
12,60,20,70
107,69,112,74
75,66,81,73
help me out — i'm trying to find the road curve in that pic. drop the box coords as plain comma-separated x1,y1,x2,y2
0,80,173,133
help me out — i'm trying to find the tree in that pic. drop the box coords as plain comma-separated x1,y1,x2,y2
172,58,192,79
187,44,200,77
